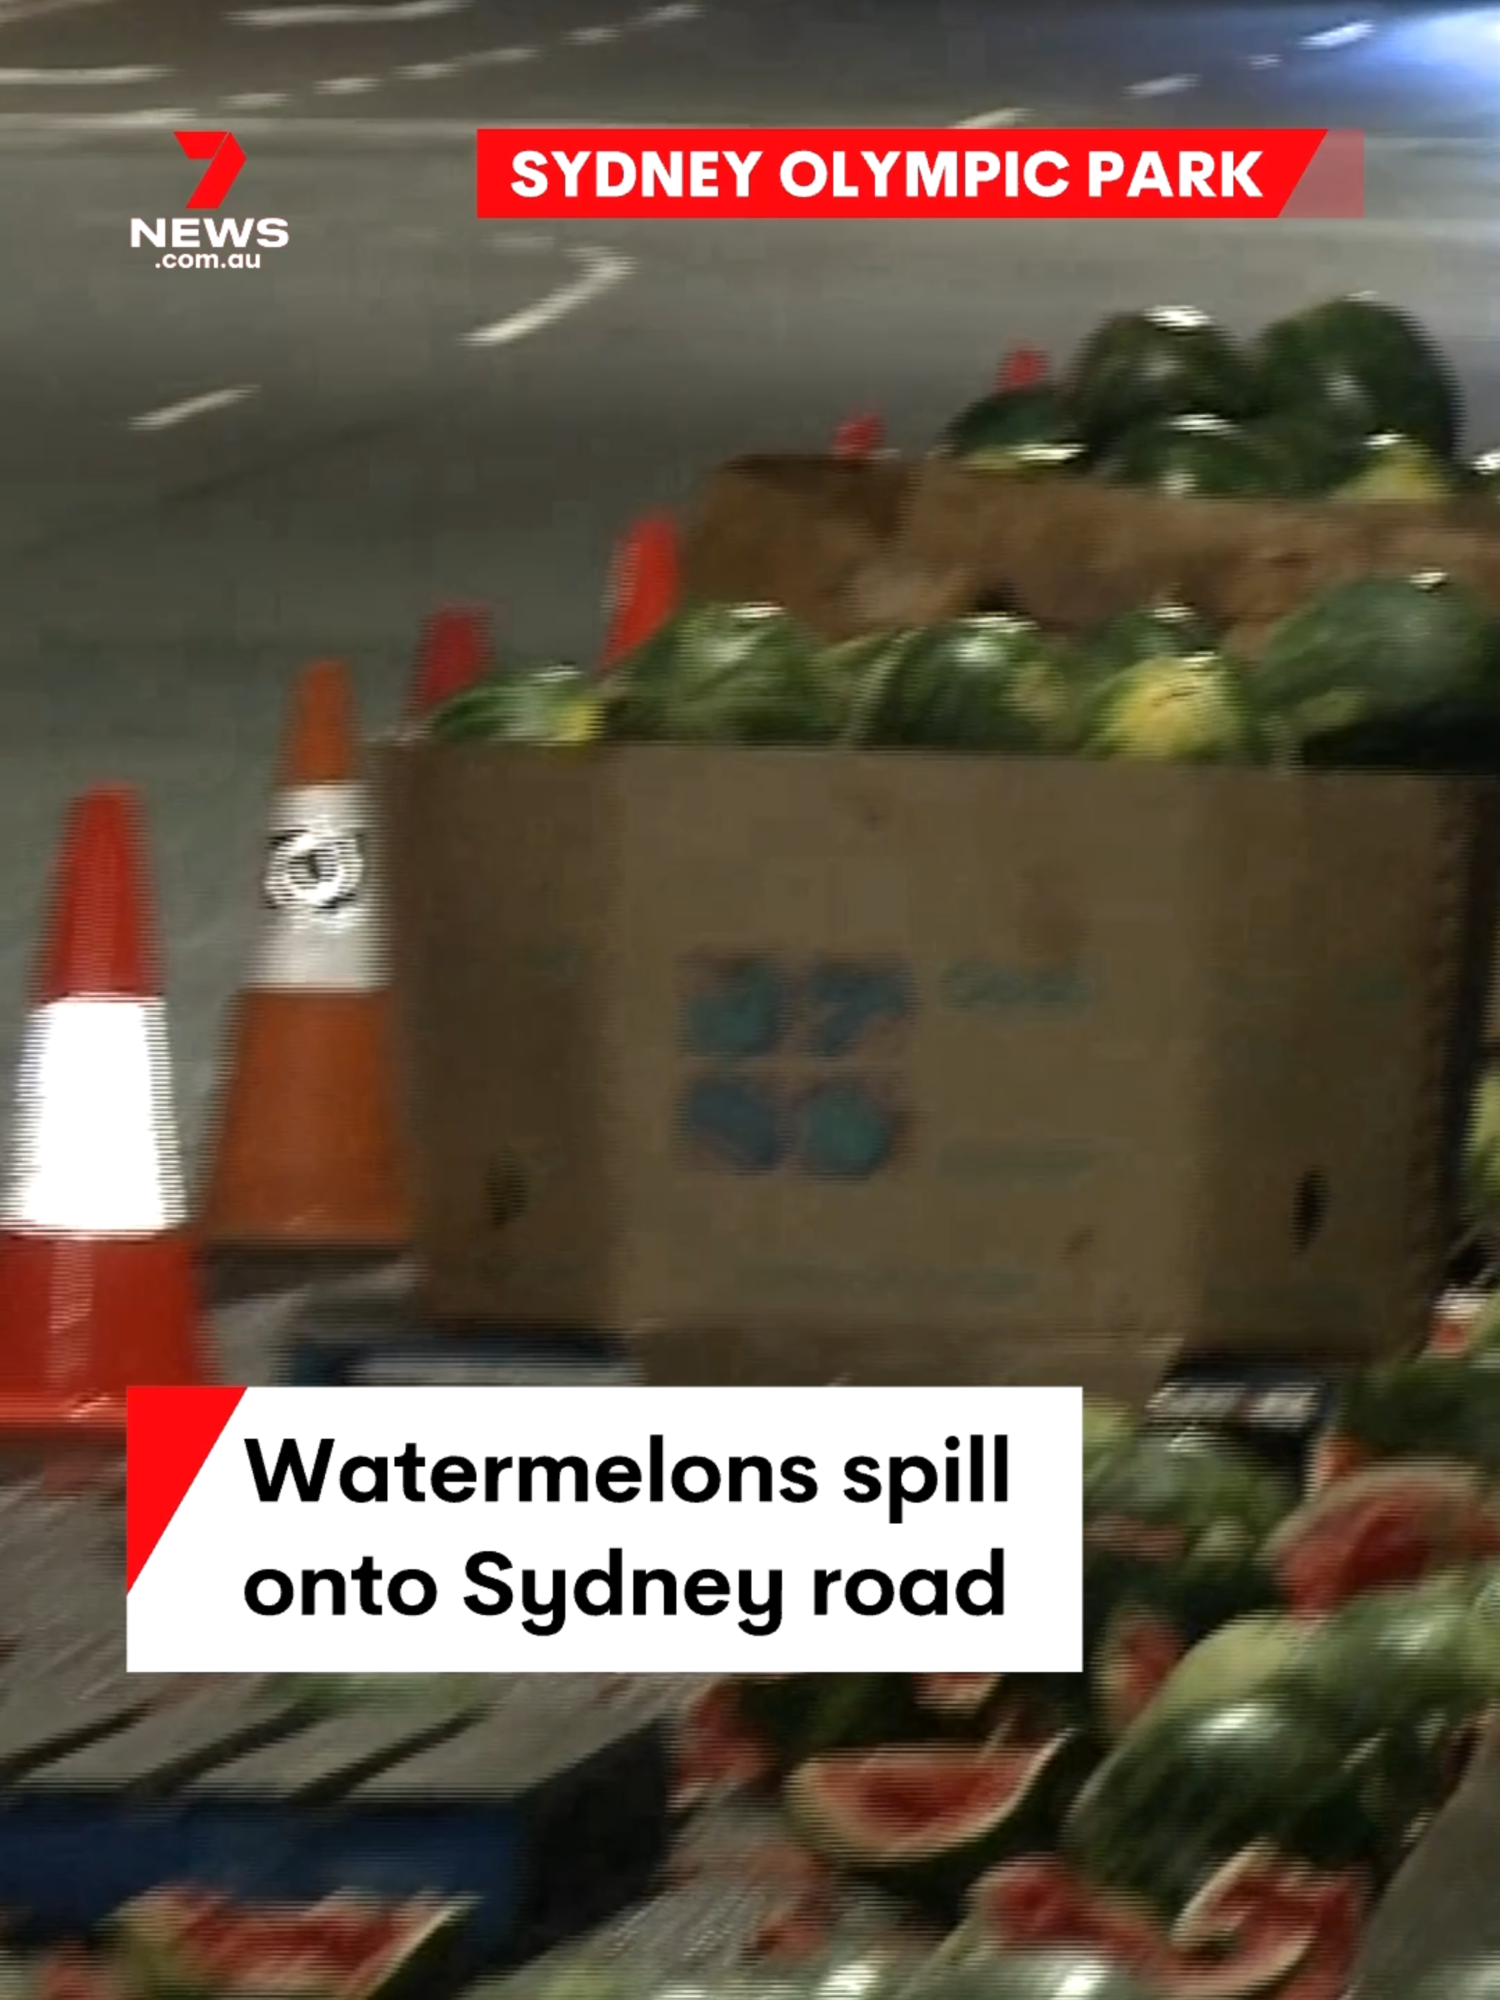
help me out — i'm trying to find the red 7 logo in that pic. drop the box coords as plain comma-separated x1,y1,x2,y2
175,130,247,211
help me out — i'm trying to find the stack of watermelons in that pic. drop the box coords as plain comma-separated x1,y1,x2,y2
426,297,1500,775
937,297,1487,505
679,1365,1500,2000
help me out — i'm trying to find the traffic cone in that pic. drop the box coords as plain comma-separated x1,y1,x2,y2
831,412,885,460
198,661,409,1253
408,605,493,720
0,787,205,1436
601,514,680,670
998,345,1050,391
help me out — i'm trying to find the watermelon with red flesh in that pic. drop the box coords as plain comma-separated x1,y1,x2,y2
111,1890,470,2000
1265,1459,1500,1614
972,1847,1365,2000
786,1736,1095,1911
1321,1357,1500,1479
1094,1604,1189,1741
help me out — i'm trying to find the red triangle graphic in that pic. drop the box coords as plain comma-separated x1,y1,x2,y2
126,1385,247,1591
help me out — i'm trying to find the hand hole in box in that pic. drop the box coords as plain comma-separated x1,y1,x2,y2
1293,1169,1327,1252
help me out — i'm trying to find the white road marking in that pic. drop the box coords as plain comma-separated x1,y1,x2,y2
470,43,534,62
224,88,289,107
462,244,632,350
1300,19,1374,48
230,0,467,24
0,63,167,83
0,104,196,127
568,23,619,43
954,105,1028,128
636,0,698,20
1126,72,1199,96
492,231,556,252
316,74,379,93
1245,52,1280,68
398,58,458,78
0,0,116,20
128,385,259,434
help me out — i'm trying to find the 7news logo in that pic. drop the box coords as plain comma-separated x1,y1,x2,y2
130,132,289,270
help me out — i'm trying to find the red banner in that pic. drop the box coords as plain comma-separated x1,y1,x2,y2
476,128,1363,221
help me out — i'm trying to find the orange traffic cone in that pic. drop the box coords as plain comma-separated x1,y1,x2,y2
0,787,205,1436
997,345,1049,391
601,514,680,670
831,412,885,460
198,661,409,1252
408,605,493,720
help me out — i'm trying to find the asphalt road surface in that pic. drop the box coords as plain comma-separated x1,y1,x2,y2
0,0,1496,1164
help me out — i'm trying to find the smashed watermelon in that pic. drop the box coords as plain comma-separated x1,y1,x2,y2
912,1676,1007,1732
1412,1957,1500,2000
110,1889,471,2000
1322,1354,1500,1480
1062,1695,1385,1916
734,1675,918,1772
1084,1434,1292,1601
972,1848,1365,2000
786,1737,1095,1911
1264,1459,1500,1614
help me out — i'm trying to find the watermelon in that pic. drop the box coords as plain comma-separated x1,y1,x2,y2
1084,1434,1293,1608
1413,1957,1500,2000
1251,572,1500,772
1062,1696,1385,1916
1098,416,1277,501
1087,605,1220,679
846,615,1085,755
1083,653,1261,765
1251,295,1461,460
939,385,1085,470
606,603,839,744
1093,1604,1190,1742
734,1675,916,1770
110,1890,471,2000
786,1736,1094,1909
1264,1460,1500,1614
1085,1400,1138,1460
1135,1617,1310,1734
426,663,604,745
1243,414,1362,499
1324,1354,1500,1478
973,1848,1365,2000
1067,310,1254,450
1333,432,1458,505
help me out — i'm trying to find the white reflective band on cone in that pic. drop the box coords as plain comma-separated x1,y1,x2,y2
2,999,186,1234
250,781,389,993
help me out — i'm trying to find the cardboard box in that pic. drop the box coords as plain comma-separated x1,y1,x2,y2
377,743,1500,1388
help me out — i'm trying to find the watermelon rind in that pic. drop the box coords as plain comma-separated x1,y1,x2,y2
1067,309,1254,450
734,1674,918,1770
1332,431,1457,505
427,664,603,746
1082,653,1262,765
1166,1847,1319,1994
605,603,839,745
1132,1616,1310,1737
1323,1354,1500,1479
1085,605,1220,682
1252,572,1500,773
1097,416,1278,501
1062,1695,1386,1918
786,1735,1093,1910
111,1892,473,2000
846,615,1086,755
1250,295,1462,460
938,385,1084,468
1263,1457,1500,1570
